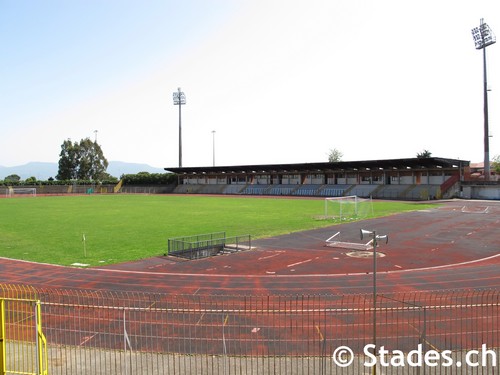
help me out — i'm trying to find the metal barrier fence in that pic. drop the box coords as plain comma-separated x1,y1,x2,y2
0,286,48,375
168,232,251,259
0,285,498,374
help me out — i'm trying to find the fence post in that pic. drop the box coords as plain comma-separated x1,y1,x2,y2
0,299,5,375
35,301,48,375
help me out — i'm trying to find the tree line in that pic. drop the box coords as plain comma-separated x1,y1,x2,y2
1,138,176,186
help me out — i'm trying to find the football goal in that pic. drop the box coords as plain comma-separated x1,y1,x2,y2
6,187,37,198
323,195,373,221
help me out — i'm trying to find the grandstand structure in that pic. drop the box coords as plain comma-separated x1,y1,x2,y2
165,157,468,200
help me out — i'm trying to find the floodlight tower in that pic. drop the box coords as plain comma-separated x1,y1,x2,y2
360,229,388,375
212,130,216,166
173,87,186,167
471,19,496,180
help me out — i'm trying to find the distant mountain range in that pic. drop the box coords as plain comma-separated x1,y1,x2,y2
0,161,166,180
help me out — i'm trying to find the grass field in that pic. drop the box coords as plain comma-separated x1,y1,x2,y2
0,194,438,266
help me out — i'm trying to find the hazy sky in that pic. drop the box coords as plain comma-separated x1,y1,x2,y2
1,1,498,169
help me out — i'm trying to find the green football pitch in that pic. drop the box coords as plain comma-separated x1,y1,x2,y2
0,195,438,266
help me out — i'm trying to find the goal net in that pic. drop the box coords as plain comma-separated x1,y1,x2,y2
6,187,37,198
323,195,373,221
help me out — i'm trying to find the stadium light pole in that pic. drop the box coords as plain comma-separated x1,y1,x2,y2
471,19,496,181
212,130,216,166
360,229,388,375
173,87,186,167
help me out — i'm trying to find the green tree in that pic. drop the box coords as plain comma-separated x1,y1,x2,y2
76,138,108,180
4,174,21,183
57,139,79,180
328,148,343,163
56,138,109,181
25,176,37,184
121,172,176,185
416,150,432,158
492,154,500,174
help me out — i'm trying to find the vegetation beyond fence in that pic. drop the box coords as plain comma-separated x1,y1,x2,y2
0,285,498,374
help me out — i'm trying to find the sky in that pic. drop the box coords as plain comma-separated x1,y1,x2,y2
1,1,499,169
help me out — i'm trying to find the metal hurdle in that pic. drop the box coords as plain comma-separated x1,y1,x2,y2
167,232,252,260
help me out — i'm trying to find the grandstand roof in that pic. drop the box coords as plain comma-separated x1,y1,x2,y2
165,157,468,175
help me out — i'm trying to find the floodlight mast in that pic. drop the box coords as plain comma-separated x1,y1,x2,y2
472,19,496,180
173,87,186,167
212,130,216,167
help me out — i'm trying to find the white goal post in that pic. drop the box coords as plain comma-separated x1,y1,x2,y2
324,195,373,221
6,187,37,197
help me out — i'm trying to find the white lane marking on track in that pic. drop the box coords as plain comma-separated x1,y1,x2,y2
89,252,500,278
287,259,312,268
258,252,283,260
80,334,97,346
9,252,498,279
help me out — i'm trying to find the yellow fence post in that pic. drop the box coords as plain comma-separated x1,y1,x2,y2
0,299,5,375
35,301,48,375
